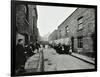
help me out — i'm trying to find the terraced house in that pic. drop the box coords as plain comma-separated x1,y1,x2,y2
49,8,96,58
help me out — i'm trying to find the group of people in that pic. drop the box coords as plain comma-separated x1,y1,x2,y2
24,42,40,57
15,39,72,75
15,39,41,75
49,43,72,54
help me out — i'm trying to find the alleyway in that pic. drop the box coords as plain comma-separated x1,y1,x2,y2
43,47,95,71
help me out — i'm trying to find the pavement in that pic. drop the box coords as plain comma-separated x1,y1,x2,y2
71,52,95,65
24,53,40,72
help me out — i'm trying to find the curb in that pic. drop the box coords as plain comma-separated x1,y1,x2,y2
70,54,95,65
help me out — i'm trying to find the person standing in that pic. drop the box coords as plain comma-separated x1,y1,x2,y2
15,39,26,74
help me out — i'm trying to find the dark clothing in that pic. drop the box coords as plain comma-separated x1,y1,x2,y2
16,44,26,71
63,45,70,54
35,43,40,50
25,45,34,57
54,45,62,54
30,44,35,51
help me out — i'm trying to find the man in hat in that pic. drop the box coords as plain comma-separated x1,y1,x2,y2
15,39,26,74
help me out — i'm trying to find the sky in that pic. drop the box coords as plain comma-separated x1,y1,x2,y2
37,5,77,37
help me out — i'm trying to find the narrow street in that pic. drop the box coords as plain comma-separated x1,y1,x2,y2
43,47,95,71
14,3,96,75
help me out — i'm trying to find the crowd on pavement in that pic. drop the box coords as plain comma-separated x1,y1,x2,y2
15,39,42,75
15,38,73,75
49,43,72,54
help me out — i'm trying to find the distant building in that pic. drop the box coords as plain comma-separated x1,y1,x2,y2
16,4,39,45
48,30,58,41
50,8,96,56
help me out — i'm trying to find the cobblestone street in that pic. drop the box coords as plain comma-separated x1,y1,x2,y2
43,47,95,71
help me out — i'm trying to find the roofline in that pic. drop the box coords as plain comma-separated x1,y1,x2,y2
58,8,79,29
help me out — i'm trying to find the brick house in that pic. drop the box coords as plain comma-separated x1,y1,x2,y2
50,8,96,57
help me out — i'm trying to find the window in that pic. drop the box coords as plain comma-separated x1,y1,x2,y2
77,36,83,48
65,26,69,33
77,16,83,30
59,30,61,38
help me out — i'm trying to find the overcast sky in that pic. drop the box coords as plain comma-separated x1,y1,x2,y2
37,5,77,37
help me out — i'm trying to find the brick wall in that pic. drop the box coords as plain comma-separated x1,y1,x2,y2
51,8,95,53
